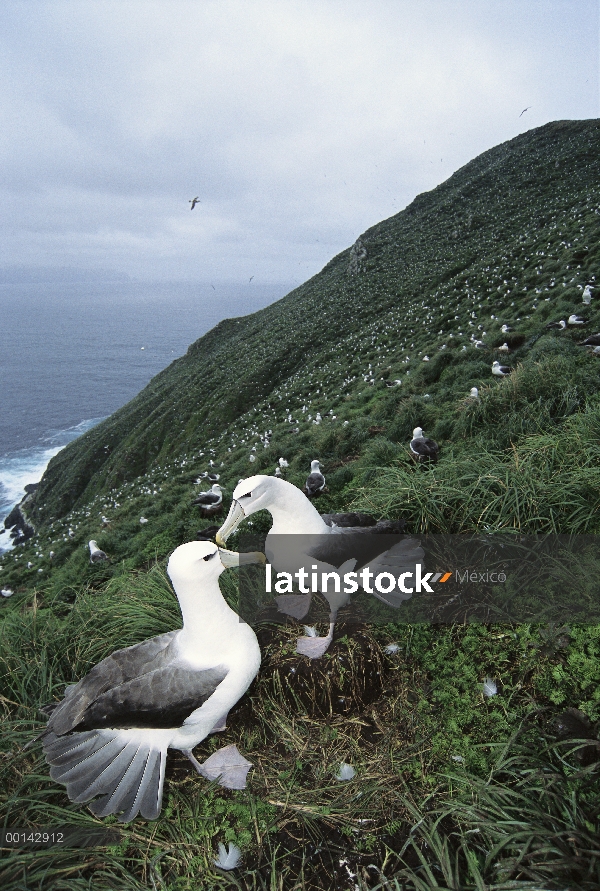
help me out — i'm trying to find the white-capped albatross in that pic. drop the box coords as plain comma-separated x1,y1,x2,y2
216,476,421,659
491,361,513,377
39,541,264,822
89,540,109,564
192,484,224,516
409,428,439,463
305,460,326,497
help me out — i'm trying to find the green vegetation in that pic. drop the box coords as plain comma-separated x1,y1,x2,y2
1,119,600,888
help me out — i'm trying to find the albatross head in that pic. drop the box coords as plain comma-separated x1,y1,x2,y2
216,474,318,544
215,475,278,545
412,427,424,439
167,540,265,589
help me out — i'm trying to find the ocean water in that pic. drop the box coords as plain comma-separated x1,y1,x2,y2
0,279,290,551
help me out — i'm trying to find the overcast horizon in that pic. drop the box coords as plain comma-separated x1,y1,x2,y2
1,0,598,287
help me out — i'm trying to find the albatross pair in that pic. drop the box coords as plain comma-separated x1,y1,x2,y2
216,475,423,659
39,542,264,823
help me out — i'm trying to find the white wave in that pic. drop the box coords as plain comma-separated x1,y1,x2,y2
0,417,105,553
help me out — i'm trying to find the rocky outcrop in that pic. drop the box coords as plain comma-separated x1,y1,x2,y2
4,483,37,545
347,238,367,274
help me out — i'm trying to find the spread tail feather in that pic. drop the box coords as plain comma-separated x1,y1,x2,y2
43,728,168,822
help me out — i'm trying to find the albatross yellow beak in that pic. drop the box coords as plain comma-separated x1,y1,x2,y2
216,499,246,546
218,547,266,568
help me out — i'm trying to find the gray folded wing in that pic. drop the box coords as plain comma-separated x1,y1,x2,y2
46,631,228,734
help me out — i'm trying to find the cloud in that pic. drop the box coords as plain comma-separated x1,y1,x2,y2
0,0,597,282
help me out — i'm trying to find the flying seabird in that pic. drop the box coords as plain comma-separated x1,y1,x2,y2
492,361,513,377
519,106,531,117
568,315,587,326
189,197,200,210
216,476,417,659
579,333,600,346
88,541,108,564
546,320,567,330
192,484,224,517
409,428,439,463
305,460,326,498
38,541,265,822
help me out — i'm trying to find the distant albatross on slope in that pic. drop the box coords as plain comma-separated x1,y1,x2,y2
88,540,109,564
409,428,439,463
216,476,421,659
492,361,513,377
38,541,264,822
192,484,224,516
305,460,326,497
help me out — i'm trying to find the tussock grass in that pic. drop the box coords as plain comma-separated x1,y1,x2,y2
2,569,598,888
353,406,600,534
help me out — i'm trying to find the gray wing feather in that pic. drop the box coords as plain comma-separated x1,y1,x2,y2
367,539,425,608
306,473,325,494
48,631,178,735
78,664,228,730
43,728,167,822
321,512,376,528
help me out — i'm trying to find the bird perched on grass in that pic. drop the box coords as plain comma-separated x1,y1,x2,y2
546,320,566,330
409,428,439,463
216,476,414,659
501,324,512,334
38,541,265,822
192,484,223,517
579,333,600,346
582,285,593,305
88,541,108,564
492,361,513,377
305,460,326,497
497,343,510,352
469,387,479,399
568,314,587,326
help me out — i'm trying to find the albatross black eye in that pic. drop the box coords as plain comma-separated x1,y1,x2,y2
203,551,217,561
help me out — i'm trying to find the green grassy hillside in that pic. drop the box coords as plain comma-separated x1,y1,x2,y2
1,119,600,889
2,118,599,593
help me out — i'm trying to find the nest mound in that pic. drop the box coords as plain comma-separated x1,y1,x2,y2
256,624,388,717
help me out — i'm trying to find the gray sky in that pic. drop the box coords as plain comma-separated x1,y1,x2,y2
1,0,598,284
